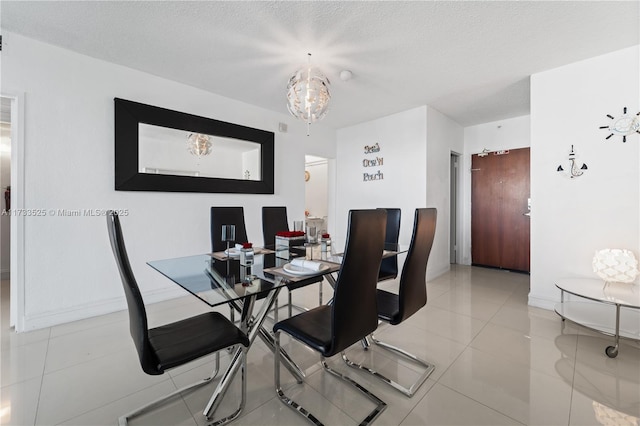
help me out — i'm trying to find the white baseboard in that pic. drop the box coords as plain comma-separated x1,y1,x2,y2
21,286,186,332
528,294,557,311
427,264,450,281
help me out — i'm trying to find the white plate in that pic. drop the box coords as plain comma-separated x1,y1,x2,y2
224,248,241,257
283,263,328,276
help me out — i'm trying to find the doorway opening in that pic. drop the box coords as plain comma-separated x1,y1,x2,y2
1,93,25,331
1,96,12,328
450,152,461,264
304,155,329,235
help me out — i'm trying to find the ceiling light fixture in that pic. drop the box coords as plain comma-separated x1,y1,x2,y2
339,70,353,81
286,53,331,136
187,133,212,158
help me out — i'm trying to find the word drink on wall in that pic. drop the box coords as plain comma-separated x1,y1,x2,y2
362,142,384,181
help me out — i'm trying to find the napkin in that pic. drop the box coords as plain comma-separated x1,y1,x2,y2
276,231,305,238
234,244,244,250
290,258,323,271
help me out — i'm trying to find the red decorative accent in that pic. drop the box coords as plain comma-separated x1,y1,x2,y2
275,231,305,238
321,233,330,239
242,242,253,249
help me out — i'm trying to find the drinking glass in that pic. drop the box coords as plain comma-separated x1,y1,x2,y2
221,224,236,253
294,220,304,232
306,225,317,244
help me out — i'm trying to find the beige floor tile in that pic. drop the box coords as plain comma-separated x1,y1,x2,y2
44,321,131,373
295,361,386,424
0,339,48,387
490,303,576,340
36,349,167,425
320,358,436,426
439,347,572,425
0,325,50,349
401,383,523,425
569,389,640,426
403,305,485,345
59,380,197,426
5,265,638,426
470,322,577,379
349,324,467,382
430,291,504,321
570,335,640,418
0,377,41,426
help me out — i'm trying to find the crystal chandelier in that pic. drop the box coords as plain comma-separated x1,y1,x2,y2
287,53,331,135
186,133,212,158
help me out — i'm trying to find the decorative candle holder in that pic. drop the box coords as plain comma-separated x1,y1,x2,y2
240,242,254,267
275,234,306,259
320,233,331,253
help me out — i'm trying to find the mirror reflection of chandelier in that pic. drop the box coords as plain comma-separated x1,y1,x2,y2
186,133,212,158
287,53,331,136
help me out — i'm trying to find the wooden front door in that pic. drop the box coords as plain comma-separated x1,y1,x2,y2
471,148,530,272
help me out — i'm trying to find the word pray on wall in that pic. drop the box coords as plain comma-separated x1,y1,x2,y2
363,142,384,182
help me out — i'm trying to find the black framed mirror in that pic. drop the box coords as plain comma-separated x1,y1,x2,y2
114,98,274,194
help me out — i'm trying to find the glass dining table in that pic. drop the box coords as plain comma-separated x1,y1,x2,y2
147,243,407,422
147,249,341,422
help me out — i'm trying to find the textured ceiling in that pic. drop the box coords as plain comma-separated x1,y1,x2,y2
1,1,638,128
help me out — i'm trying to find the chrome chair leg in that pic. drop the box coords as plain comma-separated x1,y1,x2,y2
206,347,247,426
274,297,279,324
274,330,387,425
267,292,307,323
288,291,293,318
321,355,386,424
361,336,371,350
342,333,435,397
274,330,323,425
118,352,221,426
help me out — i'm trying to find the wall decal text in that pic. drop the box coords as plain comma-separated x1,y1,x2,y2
362,143,384,182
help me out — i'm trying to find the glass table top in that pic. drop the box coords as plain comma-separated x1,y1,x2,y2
148,244,409,308
148,253,324,308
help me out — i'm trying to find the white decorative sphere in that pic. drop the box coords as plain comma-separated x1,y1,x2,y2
592,249,639,283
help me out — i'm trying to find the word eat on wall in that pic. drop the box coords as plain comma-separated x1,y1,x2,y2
363,142,384,182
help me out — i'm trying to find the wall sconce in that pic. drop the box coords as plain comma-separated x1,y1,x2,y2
557,145,587,178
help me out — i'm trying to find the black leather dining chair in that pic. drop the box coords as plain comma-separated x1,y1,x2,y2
210,206,249,252
261,206,311,319
343,208,437,397
378,208,401,282
261,206,289,248
273,209,388,425
107,211,250,425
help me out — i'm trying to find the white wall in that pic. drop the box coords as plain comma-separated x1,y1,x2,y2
336,106,428,247
530,45,639,309
335,105,461,279
461,115,531,265
0,123,10,278
426,106,464,278
2,32,336,330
